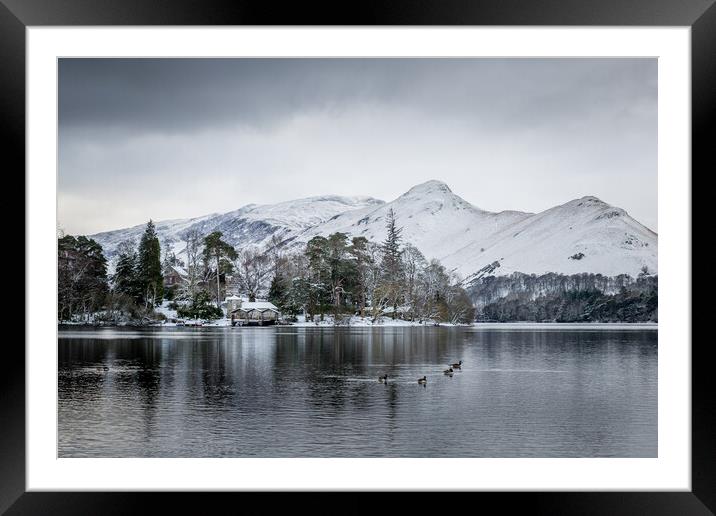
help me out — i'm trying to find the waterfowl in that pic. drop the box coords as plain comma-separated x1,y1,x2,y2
443,368,454,375
103,366,109,371
451,360,463,369
378,374,388,383
418,376,427,384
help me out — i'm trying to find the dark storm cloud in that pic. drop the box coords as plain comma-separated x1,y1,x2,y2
59,58,656,133
58,58,657,235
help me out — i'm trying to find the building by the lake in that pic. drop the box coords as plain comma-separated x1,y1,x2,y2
226,295,280,326
163,265,188,289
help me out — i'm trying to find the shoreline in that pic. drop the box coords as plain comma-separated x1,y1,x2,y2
58,318,658,330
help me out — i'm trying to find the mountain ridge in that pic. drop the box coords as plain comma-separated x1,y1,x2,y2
89,180,657,279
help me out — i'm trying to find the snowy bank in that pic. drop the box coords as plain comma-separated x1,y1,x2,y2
289,315,464,327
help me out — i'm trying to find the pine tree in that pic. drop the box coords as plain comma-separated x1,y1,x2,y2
305,236,331,318
380,208,404,318
58,235,109,320
268,274,287,310
327,232,352,316
203,231,237,307
113,249,140,301
137,220,163,308
349,236,370,316
381,208,403,277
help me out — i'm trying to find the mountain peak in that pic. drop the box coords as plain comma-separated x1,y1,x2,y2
577,195,607,205
558,196,611,210
403,180,453,196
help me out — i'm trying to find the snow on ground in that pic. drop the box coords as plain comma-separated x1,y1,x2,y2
281,315,465,327
158,318,655,328
154,300,178,320
60,313,657,328
202,318,232,327
155,313,458,327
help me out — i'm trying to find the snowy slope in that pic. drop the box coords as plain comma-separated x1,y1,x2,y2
293,181,657,278
91,195,384,262
444,196,657,279
293,180,532,267
90,213,220,260
91,180,657,279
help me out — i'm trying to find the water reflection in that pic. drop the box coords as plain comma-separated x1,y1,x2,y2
58,326,657,458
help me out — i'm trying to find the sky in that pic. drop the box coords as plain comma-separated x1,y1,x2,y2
58,58,657,235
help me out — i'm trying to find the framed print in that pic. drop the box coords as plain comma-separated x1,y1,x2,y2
4,0,712,513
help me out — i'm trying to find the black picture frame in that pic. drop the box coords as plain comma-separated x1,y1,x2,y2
4,0,711,513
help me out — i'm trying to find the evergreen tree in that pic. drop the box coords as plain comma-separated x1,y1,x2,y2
113,249,140,302
203,231,237,307
57,234,109,320
176,290,223,320
305,236,331,318
137,220,163,308
268,273,288,310
380,208,404,318
349,236,371,316
381,208,403,273
285,276,311,318
326,232,354,316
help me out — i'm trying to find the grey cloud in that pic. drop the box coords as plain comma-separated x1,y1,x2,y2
59,58,656,134
58,58,657,235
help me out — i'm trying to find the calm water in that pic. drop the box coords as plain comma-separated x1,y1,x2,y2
58,325,657,458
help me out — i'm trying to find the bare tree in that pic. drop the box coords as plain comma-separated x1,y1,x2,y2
180,229,203,300
234,248,271,301
418,259,449,321
266,234,288,277
401,243,427,321
363,241,384,321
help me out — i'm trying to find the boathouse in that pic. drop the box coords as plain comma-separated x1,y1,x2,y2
230,300,280,326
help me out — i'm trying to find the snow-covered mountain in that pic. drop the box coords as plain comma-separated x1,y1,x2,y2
445,195,657,280
91,195,384,261
294,180,531,271
90,180,657,279
292,180,656,279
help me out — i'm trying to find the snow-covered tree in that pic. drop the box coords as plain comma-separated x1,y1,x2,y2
234,247,271,302
180,229,204,301
379,208,404,319
112,240,140,302
401,243,427,321
348,236,371,316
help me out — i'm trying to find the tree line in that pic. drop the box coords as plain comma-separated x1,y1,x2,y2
57,209,476,324
267,208,475,323
469,271,657,322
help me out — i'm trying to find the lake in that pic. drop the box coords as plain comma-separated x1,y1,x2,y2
58,325,657,458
